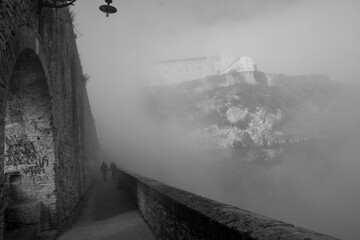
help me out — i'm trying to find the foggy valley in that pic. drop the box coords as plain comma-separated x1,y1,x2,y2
1,0,358,240
71,0,360,239
102,72,360,240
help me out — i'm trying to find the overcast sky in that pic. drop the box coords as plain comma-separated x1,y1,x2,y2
72,0,360,130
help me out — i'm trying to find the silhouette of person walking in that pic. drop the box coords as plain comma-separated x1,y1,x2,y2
100,161,109,181
109,162,117,180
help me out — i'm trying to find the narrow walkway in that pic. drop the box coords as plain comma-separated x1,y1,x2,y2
57,178,155,240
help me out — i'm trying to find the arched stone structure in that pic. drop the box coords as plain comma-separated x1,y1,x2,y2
1,1,99,239
4,48,56,230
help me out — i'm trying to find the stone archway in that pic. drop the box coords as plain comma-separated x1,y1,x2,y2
1,7,100,240
3,48,56,231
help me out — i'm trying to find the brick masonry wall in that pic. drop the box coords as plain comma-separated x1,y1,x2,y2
4,49,57,230
118,169,339,240
0,0,99,238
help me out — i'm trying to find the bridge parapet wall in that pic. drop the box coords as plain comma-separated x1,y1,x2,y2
118,168,339,240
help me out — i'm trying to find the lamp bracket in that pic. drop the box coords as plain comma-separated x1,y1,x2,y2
39,0,77,9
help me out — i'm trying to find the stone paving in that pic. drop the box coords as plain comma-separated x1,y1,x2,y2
56,178,155,240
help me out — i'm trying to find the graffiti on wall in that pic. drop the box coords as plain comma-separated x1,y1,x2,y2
5,134,37,166
5,134,49,175
22,164,45,175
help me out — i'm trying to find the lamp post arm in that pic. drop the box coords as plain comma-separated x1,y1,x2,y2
40,0,77,9
38,0,117,17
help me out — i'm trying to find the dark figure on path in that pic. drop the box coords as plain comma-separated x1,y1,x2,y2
100,162,109,181
109,162,117,180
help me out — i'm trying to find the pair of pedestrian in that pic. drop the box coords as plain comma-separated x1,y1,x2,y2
100,162,117,181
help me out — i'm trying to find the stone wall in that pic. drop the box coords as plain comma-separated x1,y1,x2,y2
118,169,339,240
0,0,99,238
155,58,208,85
4,49,57,230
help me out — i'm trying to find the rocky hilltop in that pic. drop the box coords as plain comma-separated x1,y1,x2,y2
144,71,358,163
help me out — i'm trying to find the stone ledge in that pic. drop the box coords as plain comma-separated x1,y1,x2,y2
4,224,39,240
118,168,339,240
5,202,41,225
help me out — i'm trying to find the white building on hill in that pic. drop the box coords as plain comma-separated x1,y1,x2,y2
150,50,256,86
222,56,257,73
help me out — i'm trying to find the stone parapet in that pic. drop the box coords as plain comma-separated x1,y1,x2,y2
118,168,339,240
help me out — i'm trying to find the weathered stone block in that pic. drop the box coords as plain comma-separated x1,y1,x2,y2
5,202,41,225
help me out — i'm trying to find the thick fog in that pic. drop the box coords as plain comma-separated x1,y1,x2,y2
73,1,359,239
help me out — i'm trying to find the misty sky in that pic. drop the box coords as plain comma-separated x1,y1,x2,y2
72,0,360,124
71,2,360,238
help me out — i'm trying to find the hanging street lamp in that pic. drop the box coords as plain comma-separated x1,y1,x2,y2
38,0,118,17
99,0,117,17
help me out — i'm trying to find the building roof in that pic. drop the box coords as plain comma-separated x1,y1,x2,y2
222,57,241,73
155,57,207,64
